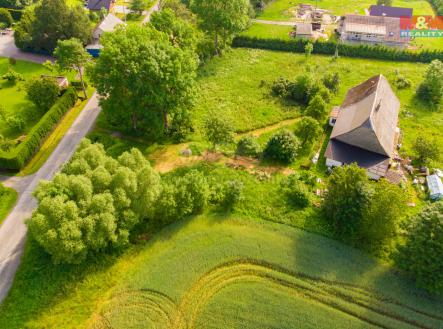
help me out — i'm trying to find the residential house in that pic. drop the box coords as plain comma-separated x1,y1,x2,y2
369,5,413,18
86,13,125,57
426,174,443,200
325,75,400,180
87,0,115,11
338,14,409,47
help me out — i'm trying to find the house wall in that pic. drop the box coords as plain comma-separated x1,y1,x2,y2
92,28,103,40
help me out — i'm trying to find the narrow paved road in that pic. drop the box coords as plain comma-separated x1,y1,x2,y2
0,93,101,303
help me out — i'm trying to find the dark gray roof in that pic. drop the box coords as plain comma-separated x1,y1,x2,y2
330,75,399,157
369,5,413,18
325,140,390,177
87,0,113,10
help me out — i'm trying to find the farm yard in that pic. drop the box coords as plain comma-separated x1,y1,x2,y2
1,216,443,329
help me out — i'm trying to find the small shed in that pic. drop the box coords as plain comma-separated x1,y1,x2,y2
295,23,313,38
426,174,443,201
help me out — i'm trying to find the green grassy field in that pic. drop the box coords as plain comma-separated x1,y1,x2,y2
242,22,294,39
258,0,436,20
0,184,17,225
1,215,442,328
191,49,443,167
0,58,53,140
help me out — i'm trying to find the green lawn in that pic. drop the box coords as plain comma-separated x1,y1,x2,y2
258,0,436,20
191,49,442,167
0,184,17,225
0,58,53,140
242,22,294,39
1,213,441,328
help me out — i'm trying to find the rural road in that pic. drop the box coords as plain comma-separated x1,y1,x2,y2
0,93,101,303
0,1,160,304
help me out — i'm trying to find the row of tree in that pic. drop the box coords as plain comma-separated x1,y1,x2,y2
28,139,243,264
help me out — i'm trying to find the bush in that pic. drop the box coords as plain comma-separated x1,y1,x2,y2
322,72,340,94
263,130,300,163
417,60,443,105
271,77,291,97
219,180,244,210
0,8,13,27
2,68,23,83
232,36,443,63
5,115,25,131
396,202,443,294
236,135,261,157
26,77,60,111
281,175,310,208
70,80,88,90
394,70,411,89
169,109,194,142
305,94,328,122
0,88,77,170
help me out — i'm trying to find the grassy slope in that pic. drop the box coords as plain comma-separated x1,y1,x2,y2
0,185,17,225
193,49,442,167
1,215,442,329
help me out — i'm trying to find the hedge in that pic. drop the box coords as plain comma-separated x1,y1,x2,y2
0,88,78,170
232,36,443,63
0,7,22,21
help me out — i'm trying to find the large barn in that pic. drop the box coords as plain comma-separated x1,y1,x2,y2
325,75,400,180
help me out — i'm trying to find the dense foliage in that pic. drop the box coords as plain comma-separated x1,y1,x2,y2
89,25,198,138
396,202,443,294
0,88,77,170
263,130,300,163
203,113,235,150
294,117,322,147
323,165,406,249
191,0,250,54
0,8,13,27
233,36,443,63
28,140,162,264
14,0,91,53
417,60,443,106
413,135,440,165
25,77,60,111
281,174,310,208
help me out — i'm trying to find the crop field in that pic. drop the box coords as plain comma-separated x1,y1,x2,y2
86,217,443,329
193,48,443,167
258,0,436,20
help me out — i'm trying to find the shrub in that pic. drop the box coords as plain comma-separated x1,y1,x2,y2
2,69,23,83
0,8,13,27
236,135,261,157
305,94,328,122
396,202,443,294
5,115,25,131
26,77,60,111
322,72,340,94
294,116,321,147
394,70,411,89
263,130,300,163
281,175,310,208
220,180,244,210
0,88,77,170
413,135,440,165
169,109,194,142
417,60,443,105
271,77,291,97
203,113,235,150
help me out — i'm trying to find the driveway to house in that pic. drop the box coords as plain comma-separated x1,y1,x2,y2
0,32,52,63
0,93,101,303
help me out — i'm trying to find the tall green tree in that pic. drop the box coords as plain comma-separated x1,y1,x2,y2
25,77,60,111
191,0,250,54
417,60,443,106
305,94,328,122
294,116,321,147
14,0,91,53
53,38,91,99
203,113,235,150
89,25,198,137
323,164,372,240
396,202,443,294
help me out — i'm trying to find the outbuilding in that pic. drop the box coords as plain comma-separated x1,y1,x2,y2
426,174,443,201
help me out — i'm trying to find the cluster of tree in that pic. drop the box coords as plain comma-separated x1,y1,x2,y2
27,139,244,264
90,24,198,139
0,8,13,28
396,202,443,294
428,0,443,15
14,0,91,54
323,164,407,252
0,0,31,8
271,72,340,122
417,60,443,107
